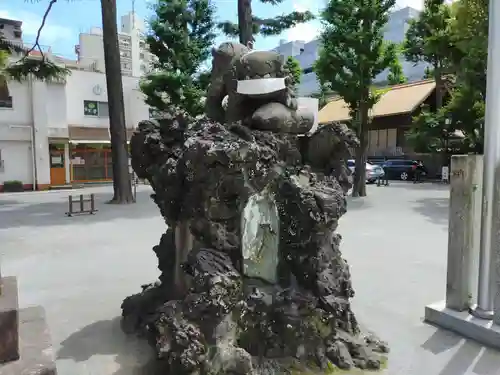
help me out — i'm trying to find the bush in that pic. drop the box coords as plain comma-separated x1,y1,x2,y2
2,180,24,192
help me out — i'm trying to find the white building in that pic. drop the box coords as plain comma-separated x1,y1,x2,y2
274,6,429,96
75,12,152,77
0,68,150,190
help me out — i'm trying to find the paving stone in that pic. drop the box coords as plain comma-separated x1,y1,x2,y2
0,306,57,375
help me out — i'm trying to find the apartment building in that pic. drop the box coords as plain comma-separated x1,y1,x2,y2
75,12,152,77
274,6,429,96
0,17,22,42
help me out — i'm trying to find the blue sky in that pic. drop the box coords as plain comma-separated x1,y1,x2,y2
0,0,424,59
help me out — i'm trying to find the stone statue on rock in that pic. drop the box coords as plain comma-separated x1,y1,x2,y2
122,40,389,375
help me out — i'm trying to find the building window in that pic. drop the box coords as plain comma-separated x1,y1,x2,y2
0,96,13,109
121,62,132,70
83,100,109,117
120,50,131,58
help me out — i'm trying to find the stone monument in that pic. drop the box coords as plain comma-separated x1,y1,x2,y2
0,265,57,374
121,42,389,374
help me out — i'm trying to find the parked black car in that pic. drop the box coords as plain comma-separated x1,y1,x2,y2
381,159,428,181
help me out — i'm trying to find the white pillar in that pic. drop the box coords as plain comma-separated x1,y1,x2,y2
64,143,70,184
446,155,482,311
472,0,500,320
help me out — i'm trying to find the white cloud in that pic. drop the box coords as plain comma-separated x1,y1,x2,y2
0,9,73,47
286,1,320,42
396,0,424,9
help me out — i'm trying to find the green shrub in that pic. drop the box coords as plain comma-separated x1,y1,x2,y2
3,180,24,192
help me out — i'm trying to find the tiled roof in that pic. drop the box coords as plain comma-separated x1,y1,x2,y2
318,80,436,124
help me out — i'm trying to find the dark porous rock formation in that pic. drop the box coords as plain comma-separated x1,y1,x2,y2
121,41,389,375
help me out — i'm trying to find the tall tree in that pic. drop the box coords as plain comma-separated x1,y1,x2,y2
403,0,458,164
444,0,488,153
101,0,134,203
218,0,315,46
314,0,397,197
387,56,407,85
284,56,302,91
140,0,216,116
403,0,452,110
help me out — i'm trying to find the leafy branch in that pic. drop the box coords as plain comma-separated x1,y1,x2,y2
4,0,70,81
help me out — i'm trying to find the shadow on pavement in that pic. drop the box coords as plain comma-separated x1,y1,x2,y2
0,199,22,206
346,196,372,211
57,317,168,375
0,190,160,230
412,197,449,226
384,181,450,191
422,329,500,375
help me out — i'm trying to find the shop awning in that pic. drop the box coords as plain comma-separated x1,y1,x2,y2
318,80,436,124
68,126,135,144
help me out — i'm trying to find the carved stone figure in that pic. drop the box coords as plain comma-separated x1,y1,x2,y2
122,42,389,375
206,42,313,134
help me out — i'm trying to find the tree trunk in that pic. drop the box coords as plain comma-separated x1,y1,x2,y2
435,66,448,167
238,0,253,47
435,73,444,111
352,105,368,197
100,0,134,204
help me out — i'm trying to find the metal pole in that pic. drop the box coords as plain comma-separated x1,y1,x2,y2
470,0,500,320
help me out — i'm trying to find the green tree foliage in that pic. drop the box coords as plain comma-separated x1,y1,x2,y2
406,106,458,153
423,66,434,79
311,83,332,109
387,56,407,85
405,0,488,156
445,0,487,153
140,0,216,116
404,0,452,108
314,0,397,197
285,56,302,90
218,0,314,45
403,0,454,162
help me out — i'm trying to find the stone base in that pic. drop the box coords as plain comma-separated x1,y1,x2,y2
0,306,57,375
425,300,500,349
0,276,19,363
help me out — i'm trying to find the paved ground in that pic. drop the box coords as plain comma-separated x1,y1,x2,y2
0,182,499,375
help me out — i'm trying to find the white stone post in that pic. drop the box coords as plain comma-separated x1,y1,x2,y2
64,143,71,184
446,155,482,311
